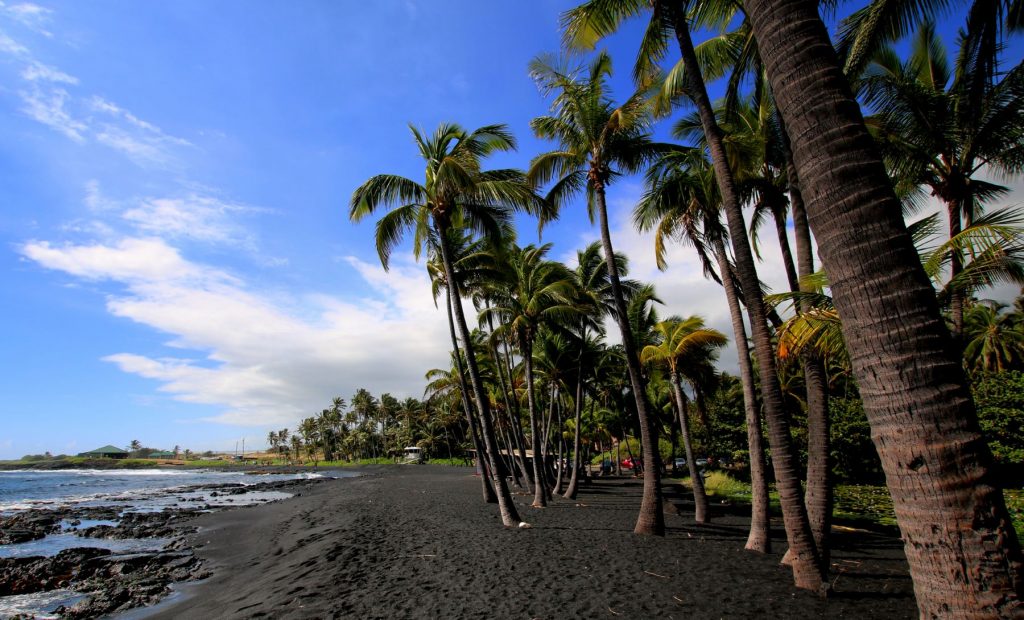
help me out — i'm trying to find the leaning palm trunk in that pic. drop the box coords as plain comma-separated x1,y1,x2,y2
948,198,965,338
781,124,833,567
487,313,528,487
446,291,497,502
745,0,1024,614
564,353,586,499
671,8,823,587
501,338,534,485
671,368,710,524
523,339,548,507
438,230,521,526
554,397,566,494
772,210,800,293
543,383,557,486
713,239,770,551
595,186,665,535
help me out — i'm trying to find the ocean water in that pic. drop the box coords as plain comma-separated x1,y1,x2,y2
0,469,345,558
0,468,328,513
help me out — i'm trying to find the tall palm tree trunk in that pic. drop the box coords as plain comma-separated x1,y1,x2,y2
745,0,1024,614
713,239,770,551
772,210,800,292
554,395,566,494
565,345,587,499
523,338,548,507
438,229,521,526
670,8,823,587
485,310,526,489
671,368,710,524
446,294,497,502
502,338,534,485
543,383,557,485
495,356,529,488
594,184,664,536
949,199,965,338
780,123,833,567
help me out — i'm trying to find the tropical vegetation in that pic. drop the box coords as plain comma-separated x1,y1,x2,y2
337,2,1024,617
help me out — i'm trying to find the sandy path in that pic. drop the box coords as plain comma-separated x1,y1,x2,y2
146,466,916,619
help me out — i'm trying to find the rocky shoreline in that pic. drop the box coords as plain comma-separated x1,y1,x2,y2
0,476,333,618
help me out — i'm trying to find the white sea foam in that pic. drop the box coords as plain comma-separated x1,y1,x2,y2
0,589,86,619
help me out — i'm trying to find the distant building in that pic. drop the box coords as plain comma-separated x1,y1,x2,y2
78,445,130,459
148,450,176,459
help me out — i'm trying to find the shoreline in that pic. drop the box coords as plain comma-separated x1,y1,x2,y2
143,466,916,619
0,470,348,618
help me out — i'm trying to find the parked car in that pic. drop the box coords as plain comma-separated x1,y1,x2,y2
672,457,686,469
621,457,637,469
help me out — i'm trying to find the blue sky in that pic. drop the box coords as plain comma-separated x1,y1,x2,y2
0,1,1020,459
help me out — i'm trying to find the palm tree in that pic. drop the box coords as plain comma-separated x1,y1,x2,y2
528,52,673,535
641,316,727,524
563,2,823,584
564,241,640,499
963,300,1024,373
431,229,520,495
350,123,542,526
743,0,1024,613
635,148,771,551
485,244,578,507
861,20,1024,337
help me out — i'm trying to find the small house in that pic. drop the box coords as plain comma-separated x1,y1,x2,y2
78,445,130,459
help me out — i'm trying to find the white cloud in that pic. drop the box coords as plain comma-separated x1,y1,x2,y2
20,237,213,283
1,2,53,37
20,236,451,428
0,30,27,55
22,60,76,83
88,97,191,166
120,195,258,247
19,85,85,141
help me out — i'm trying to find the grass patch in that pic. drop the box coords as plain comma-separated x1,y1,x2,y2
668,472,1024,538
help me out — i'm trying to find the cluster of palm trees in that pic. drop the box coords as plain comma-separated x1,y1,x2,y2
268,392,465,465
349,0,1023,615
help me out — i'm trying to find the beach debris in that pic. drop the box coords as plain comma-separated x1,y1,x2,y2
518,521,532,529
608,606,621,615
672,595,685,604
643,570,669,579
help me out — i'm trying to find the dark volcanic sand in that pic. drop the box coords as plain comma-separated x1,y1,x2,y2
147,467,916,619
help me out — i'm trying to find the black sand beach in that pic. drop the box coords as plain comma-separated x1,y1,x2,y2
146,466,916,619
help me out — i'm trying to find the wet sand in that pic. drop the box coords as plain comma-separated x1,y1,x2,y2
146,466,916,619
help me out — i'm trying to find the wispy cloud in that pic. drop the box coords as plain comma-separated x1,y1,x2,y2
86,97,191,166
3,21,191,168
0,2,54,37
0,29,27,55
22,60,76,83
75,182,265,250
19,84,86,141
121,195,260,247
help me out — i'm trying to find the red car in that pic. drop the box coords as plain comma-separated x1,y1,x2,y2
621,457,637,469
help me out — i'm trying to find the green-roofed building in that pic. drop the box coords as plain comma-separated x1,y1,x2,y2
149,450,176,459
78,445,129,459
